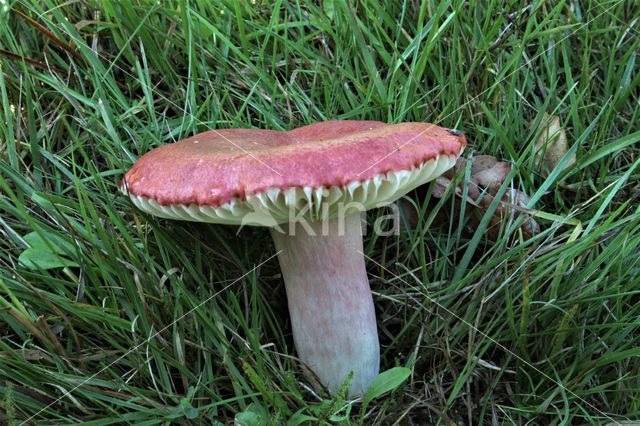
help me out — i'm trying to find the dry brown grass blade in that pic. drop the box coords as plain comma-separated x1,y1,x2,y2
0,48,131,92
0,48,67,74
4,306,63,355
35,316,67,355
12,8,84,63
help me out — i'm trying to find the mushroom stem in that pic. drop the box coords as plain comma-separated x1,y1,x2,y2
270,213,379,397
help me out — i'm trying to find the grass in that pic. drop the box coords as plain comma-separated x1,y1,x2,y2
1,0,639,423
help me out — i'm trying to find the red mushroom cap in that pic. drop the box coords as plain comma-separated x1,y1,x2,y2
123,120,466,209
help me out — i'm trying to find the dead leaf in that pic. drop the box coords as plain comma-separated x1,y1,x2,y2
403,154,539,241
532,113,575,176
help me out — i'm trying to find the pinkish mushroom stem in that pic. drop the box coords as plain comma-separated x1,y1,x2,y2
270,213,379,397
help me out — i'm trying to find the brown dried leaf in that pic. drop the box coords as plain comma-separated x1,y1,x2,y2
470,155,499,175
432,176,452,199
473,161,511,188
403,154,539,241
474,187,540,241
531,113,575,176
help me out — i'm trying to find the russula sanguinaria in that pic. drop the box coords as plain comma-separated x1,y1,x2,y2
122,120,466,396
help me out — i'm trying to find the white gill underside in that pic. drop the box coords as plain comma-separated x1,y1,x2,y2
125,154,458,226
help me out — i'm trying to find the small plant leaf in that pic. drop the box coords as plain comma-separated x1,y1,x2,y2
362,367,411,410
235,402,269,426
323,0,335,21
180,397,199,419
19,248,79,270
19,231,78,270
287,409,318,426
23,231,76,254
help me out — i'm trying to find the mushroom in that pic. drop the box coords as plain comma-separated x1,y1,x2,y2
122,120,466,396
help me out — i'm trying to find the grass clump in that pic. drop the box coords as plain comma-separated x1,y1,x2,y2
1,0,639,424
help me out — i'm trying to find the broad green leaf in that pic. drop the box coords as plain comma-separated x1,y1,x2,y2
235,402,269,426
19,248,79,270
323,0,335,21
287,409,318,426
362,367,411,410
23,231,76,255
19,231,78,270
